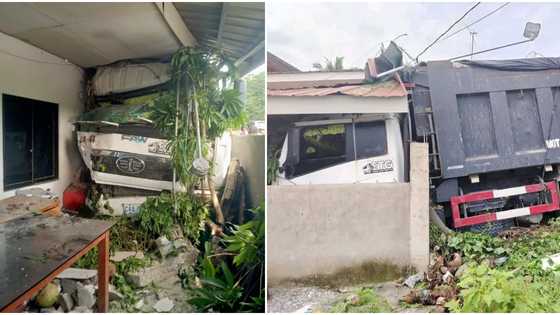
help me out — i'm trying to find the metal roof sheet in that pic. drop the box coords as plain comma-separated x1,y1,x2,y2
267,79,407,98
174,2,264,75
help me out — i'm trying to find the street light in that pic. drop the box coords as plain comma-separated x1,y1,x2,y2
449,22,541,60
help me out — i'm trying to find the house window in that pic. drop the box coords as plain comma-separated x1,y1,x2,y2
3,94,58,190
354,121,387,159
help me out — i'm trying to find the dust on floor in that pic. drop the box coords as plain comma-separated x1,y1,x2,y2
267,281,436,313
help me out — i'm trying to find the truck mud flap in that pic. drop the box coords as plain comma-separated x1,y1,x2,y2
450,181,560,228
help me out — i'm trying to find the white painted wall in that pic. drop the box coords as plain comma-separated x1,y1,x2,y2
268,95,409,115
0,32,84,198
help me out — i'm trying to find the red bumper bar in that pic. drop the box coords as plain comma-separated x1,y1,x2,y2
450,181,560,228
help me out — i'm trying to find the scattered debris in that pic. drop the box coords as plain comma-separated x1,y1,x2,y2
107,284,123,301
56,268,97,280
71,306,92,313
57,293,74,312
110,251,137,262
134,299,144,310
495,256,508,266
293,304,314,313
403,273,423,288
153,297,174,312
542,253,560,270
74,282,96,309
155,236,173,258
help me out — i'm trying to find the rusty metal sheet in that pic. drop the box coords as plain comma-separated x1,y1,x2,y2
267,79,407,98
0,215,113,308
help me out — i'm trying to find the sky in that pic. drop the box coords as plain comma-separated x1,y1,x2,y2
267,2,560,71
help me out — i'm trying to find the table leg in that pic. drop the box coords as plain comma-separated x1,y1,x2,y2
97,232,109,313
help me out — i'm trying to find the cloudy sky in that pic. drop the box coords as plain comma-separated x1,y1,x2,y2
267,2,560,71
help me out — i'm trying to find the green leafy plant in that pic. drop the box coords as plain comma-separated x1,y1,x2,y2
190,206,265,313
443,231,508,261
446,262,560,312
137,192,208,244
190,261,244,312
267,149,280,185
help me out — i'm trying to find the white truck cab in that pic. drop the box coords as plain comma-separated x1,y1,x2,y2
277,114,405,185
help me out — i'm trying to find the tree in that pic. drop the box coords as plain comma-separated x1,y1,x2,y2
312,56,345,71
244,71,265,120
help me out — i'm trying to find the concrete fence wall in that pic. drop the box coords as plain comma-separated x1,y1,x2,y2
267,142,429,283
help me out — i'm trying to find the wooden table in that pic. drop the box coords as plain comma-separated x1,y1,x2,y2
0,215,113,312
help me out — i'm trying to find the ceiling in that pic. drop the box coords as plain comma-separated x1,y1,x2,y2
0,2,264,74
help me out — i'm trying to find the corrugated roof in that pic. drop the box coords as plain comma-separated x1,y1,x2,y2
267,79,407,98
267,52,300,73
174,2,264,76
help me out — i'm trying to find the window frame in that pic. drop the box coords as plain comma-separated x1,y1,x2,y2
2,94,59,191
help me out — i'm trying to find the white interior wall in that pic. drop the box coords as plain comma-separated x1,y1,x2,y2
0,32,84,199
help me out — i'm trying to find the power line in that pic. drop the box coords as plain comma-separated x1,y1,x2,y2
416,2,481,60
440,2,510,42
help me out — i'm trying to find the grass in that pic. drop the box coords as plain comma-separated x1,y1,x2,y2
325,288,392,313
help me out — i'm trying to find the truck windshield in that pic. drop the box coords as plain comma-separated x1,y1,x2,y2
301,124,346,159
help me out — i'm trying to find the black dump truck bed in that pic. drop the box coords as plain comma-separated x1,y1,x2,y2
410,58,560,180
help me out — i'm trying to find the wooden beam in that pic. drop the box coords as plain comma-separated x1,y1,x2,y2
216,2,228,48
154,2,197,47
235,37,264,66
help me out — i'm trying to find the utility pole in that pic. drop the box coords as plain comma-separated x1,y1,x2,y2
470,31,478,59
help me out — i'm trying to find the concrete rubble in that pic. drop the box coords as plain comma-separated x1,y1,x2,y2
155,236,174,258
75,283,96,309
111,251,134,262
56,268,97,280
153,297,174,312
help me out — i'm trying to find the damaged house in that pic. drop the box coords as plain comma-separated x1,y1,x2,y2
0,3,265,313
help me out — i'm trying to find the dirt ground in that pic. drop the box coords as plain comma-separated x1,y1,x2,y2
267,280,436,313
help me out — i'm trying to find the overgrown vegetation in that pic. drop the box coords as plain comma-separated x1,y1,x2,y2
326,288,392,313
190,206,265,312
137,192,208,245
244,71,265,121
431,218,560,312
446,262,560,312
267,149,280,185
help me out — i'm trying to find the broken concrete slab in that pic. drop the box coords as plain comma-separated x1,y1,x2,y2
60,279,78,295
56,268,97,280
110,251,136,262
134,299,144,310
156,236,174,258
57,293,74,312
72,306,92,313
153,297,174,312
75,283,96,309
403,273,423,288
542,253,560,270
173,239,188,251
108,284,123,301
